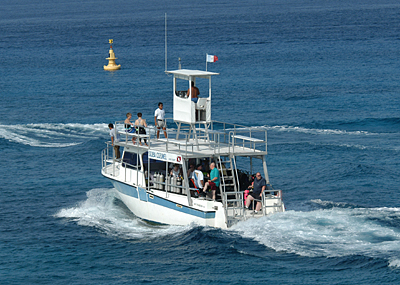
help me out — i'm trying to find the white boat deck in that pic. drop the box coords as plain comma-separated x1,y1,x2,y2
115,120,268,159
116,136,267,158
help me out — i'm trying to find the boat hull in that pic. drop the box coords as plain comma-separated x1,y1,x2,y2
109,179,228,228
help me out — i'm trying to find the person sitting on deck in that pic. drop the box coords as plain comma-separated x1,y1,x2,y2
193,164,204,192
135,112,148,146
187,163,195,179
170,164,181,177
124,112,136,145
245,172,266,214
187,81,200,103
202,162,220,200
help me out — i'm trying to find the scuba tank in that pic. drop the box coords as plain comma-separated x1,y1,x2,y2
171,176,177,193
159,173,165,190
154,172,159,189
166,175,171,192
181,179,186,194
176,177,182,194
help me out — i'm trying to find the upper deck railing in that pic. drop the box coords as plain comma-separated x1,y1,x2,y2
112,119,268,157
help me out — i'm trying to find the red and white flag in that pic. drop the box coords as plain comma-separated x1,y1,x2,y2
206,54,218,62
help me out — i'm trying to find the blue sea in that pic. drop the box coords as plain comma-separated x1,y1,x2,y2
1,0,400,284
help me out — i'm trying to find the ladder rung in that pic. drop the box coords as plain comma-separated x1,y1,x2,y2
221,176,234,179
223,191,243,194
225,198,242,201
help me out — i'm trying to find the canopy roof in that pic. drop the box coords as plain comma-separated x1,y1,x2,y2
166,69,219,80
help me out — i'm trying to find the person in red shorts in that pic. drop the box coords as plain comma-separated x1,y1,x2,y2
202,162,220,200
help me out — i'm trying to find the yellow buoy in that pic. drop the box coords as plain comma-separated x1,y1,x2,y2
104,39,121,71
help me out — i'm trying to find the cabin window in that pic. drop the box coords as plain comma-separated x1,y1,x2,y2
174,77,209,99
142,152,166,173
175,78,189,98
122,152,141,169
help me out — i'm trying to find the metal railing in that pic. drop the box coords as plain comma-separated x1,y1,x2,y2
102,142,144,187
245,189,284,218
101,143,119,178
112,119,268,157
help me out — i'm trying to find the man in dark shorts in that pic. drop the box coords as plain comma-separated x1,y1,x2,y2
245,172,266,213
154,102,167,139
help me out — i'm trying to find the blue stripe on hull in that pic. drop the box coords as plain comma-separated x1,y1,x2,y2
110,180,215,219
138,187,147,201
112,180,139,199
148,193,215,219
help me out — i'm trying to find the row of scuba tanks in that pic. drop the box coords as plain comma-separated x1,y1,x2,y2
152,172,185,194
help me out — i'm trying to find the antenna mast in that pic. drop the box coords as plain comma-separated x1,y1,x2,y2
165,13,167,72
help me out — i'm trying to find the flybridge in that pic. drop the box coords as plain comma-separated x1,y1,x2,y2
167,69,219,135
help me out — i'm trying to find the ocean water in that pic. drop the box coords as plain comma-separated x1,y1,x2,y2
1,0,400,284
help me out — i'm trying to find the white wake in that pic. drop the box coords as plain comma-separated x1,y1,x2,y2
54,188,191,239
55,188,400,267
231,203,400,267
0,123,108,147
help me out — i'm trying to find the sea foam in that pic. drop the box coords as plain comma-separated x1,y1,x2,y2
54,188,190,239
231,204,400,264
266,125,370,136
56,187,400,266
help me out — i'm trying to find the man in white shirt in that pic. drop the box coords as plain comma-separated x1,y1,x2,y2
108,123,120,159
193,164,204,191
154,102,167,139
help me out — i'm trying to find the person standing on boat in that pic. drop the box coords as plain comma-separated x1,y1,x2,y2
154,102,167,139
245,172,266,213
193,164,204,191
108,123,120,159
202,162,220,200
135,112,148,146
124,112,136,144
187,81,200,103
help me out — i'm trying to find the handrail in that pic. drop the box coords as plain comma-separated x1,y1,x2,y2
102,143,119,177
245,189,283,217
111,119,268,158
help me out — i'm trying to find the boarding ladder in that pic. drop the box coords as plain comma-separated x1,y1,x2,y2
216,155,245,227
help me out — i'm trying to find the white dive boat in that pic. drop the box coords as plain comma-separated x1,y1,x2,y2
101,69,285,228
